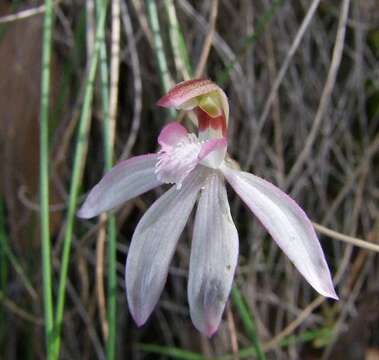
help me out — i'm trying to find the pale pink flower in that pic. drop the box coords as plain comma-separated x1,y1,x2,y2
78,79,338,337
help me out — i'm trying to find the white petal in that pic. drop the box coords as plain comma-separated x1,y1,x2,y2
188,172,239,337
198,137,227,169
155,133,201,188
125,168,208,326
77,154,161,219
221,164,338,300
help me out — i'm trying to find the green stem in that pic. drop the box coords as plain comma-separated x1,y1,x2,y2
52,4,108,358
146,0,176,117
95,0,118,356
231,287,266,360
39,0,55,357
164,0,192,80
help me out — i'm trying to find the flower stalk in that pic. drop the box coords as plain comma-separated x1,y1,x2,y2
78,79,338,337
39,0,55,357
52,4,108,358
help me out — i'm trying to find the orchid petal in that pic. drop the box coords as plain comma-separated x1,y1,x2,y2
157,79,229,123
77,154,161,219
158,122,188,149
125,168,208,326
221,164,338,300
198,138,227,169
188,173,239,337
198,138,227,161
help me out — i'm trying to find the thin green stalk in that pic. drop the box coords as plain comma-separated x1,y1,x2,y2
164,0,191,80
163,0,205,82
39,0,55,357
95,0,118,356
278,327,332,347
146,0,175,117
52,4,108,358
231,287,266,360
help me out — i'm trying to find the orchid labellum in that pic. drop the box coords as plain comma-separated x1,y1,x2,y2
78,79,338,337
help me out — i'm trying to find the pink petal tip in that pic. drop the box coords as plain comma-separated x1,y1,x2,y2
158,122,188,148
129,308,148,328
134,317,146,328
206,324,218,338
198,137,227,161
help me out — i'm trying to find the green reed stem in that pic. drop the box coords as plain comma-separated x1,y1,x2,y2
52,4,108,358
39,0,55,357
231,287,266,360
95,0,118,356
164,0,191,80
146,0,175,117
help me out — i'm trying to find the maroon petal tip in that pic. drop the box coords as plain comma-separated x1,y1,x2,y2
156,95,172,108
156,79,216,109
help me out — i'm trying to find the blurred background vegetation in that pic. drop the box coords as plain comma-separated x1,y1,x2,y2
0,0,378,359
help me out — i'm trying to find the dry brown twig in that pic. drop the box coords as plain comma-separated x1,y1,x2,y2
285,0,351,186
96,216,109,341
313,222,379,253
96,0,121,343
263,296,325,352
0,4,48,24
0,291,43,325
245,0,322,169
226,303,239,360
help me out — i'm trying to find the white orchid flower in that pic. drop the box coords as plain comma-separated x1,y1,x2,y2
78,79,338,337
